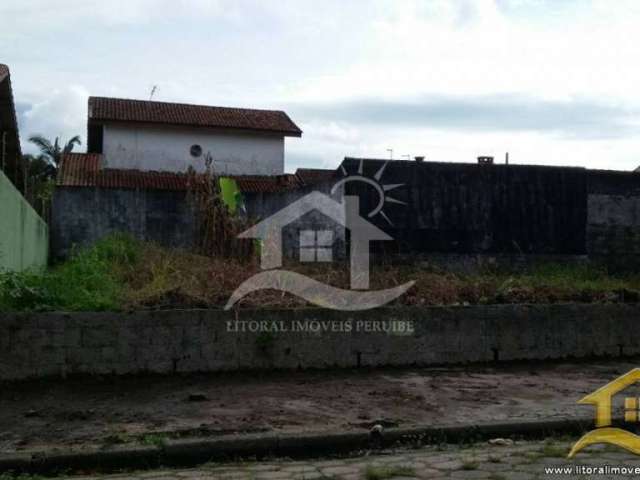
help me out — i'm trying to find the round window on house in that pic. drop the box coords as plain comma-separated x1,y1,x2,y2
190,144,203,158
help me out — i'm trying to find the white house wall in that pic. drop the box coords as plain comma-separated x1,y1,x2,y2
102,123,285,175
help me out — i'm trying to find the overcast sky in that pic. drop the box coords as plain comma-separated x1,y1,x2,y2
3,0,640,172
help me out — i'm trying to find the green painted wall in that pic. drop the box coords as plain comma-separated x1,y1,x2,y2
0,169,48,271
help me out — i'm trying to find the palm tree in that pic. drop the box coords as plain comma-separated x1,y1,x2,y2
28,134,81,170
23,153,56,180
19,153,57,218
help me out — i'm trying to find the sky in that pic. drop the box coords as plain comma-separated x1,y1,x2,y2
2,0,640,172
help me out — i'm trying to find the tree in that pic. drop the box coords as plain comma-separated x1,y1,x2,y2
20,153,56,218
27,134,81,171
23,153,56,181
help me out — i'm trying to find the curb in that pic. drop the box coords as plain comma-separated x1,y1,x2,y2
0,417,593,475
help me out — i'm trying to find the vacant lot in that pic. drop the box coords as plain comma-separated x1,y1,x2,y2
2,235,640,311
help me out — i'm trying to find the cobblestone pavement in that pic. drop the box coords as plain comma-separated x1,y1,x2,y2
67,439,640,479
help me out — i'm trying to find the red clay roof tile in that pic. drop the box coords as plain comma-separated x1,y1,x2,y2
58,153,102,186
58,154,303,193
88,97,302,137
233,175,302,193
295,168,336,186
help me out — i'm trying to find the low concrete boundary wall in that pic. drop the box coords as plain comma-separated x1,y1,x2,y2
1,304,639,380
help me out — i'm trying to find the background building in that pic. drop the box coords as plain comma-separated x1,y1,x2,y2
87,97,302,176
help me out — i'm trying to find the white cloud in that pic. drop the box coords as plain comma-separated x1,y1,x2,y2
18,86,89,154
0,0,227,29
3,0,640,170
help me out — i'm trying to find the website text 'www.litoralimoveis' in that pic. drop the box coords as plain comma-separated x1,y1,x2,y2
544,464,640,476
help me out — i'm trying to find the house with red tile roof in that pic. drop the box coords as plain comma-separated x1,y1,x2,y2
87,97,302,176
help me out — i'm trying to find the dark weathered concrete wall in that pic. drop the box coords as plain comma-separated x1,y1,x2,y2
586,170,640,268
51,164,640,268
51,187,196,258
342,159,640,268
51,182,346,261
345,159,588,255
1,304,638,380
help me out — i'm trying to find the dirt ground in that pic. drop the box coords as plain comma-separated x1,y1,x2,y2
0,359,636,453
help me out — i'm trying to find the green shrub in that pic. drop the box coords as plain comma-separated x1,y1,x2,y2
0,233,141,312
0,270,56,311
90,232,140,266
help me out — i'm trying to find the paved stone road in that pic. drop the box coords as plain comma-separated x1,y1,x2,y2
68,440,640,479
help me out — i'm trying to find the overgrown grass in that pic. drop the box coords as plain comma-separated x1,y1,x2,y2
364,465,415,480
0,233,140,311
500,262,632,293
2,234,640,312
140,433,168,447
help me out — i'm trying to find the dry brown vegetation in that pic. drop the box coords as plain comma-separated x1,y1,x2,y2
117,241,640,310
4,233,639,312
